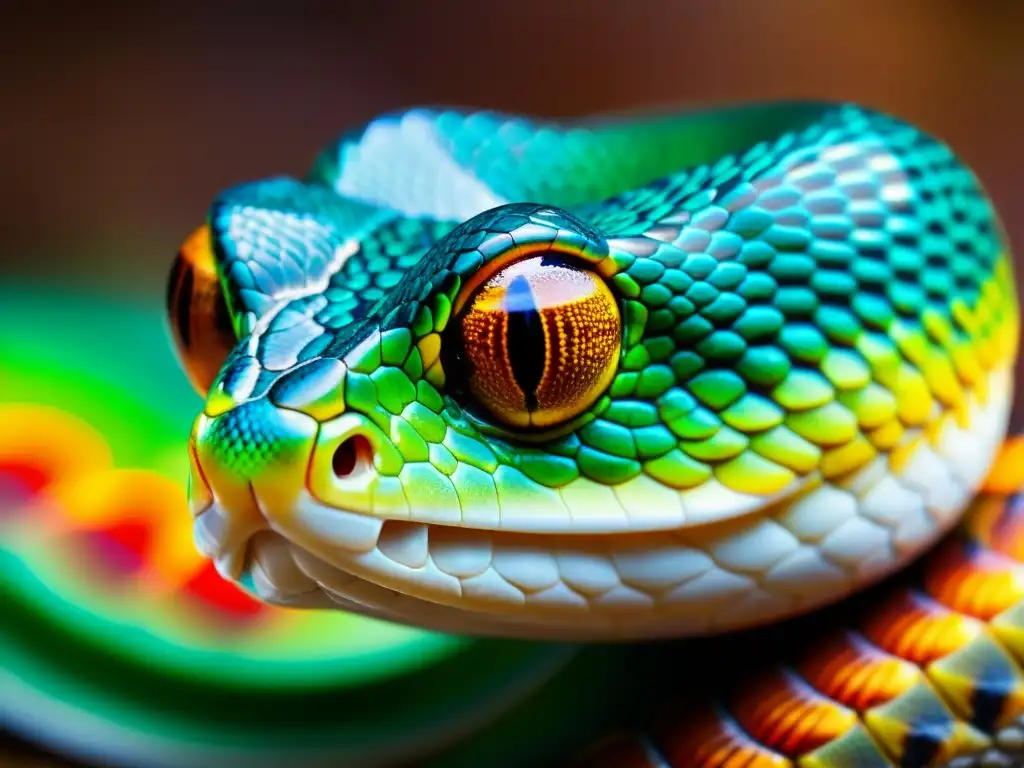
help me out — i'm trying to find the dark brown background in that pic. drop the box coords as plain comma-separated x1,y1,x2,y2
1,1,1022,765
1,2,1022,291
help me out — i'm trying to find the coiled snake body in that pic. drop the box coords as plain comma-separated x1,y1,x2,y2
167,102,1022,765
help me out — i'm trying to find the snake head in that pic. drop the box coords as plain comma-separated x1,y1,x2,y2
169,106,1018,639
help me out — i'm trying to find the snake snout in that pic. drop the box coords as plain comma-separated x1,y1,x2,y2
187,397,320,577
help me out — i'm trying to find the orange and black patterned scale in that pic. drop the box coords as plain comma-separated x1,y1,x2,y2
574,434,1024,768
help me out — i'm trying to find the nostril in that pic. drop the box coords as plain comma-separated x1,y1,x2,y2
332,435,372,479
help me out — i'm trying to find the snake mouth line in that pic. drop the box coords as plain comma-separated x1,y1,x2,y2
303,406,811,536
190,364,1015,641
197,463,992,643
190,459,814,639
189,475,936,642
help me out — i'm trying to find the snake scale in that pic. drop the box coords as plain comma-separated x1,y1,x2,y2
163,101,1022,766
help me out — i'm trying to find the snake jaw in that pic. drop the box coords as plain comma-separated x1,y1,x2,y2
182,356,1016,640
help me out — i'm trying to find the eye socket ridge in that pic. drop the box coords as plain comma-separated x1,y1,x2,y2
447,250,622,431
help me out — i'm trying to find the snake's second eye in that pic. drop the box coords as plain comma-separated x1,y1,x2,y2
455,254,621,430
166,224,237,397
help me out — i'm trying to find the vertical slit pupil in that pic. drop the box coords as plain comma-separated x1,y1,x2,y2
173,262,194,348
504,274,545,412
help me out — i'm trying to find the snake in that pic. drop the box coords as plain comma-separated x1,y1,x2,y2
161,101,1023,764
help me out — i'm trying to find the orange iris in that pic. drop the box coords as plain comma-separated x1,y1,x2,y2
456,254,621,429
166,224,237,396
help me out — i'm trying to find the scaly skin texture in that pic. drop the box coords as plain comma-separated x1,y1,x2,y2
573,435,1024,768
172,102,1019,642
1,395,1020,766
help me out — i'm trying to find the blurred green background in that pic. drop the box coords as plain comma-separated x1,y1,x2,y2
1,1,1022,765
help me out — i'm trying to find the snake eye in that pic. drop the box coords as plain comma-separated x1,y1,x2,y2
166,224,237,397
454,254,621,429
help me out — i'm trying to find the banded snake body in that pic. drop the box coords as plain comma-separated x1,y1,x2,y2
167,102,1022,765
